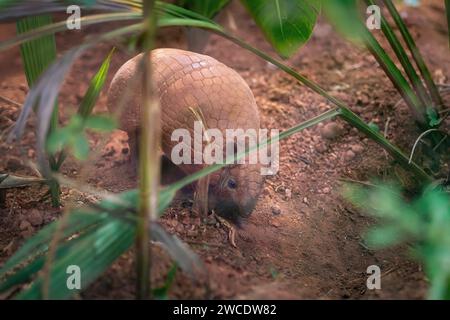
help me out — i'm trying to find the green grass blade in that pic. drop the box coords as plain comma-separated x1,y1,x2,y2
365,0,432,109
0,1,131,20
383,0,444,110
362,26,425,123
0,174,45,189
1,12,142,52
79,48,115,119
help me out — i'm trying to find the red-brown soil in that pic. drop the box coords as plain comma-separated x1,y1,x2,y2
1,0,449,299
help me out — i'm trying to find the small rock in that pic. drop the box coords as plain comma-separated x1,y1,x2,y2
175,224,184,233
315,143,328,153
187,229,198,237
322,187,331,194
351,144,364,154
181,215,191,225
303,197,309,204
28,209,43,226
321,122,343,140
270,220,281,228
2,240,16,256
344,150,356,161
434,69,446,84
168,219,179,228
6,158,22,171
103,147,115,157
285,188,292,200
205,214,217,225
271,206,282,215
20,228,34,238
19,220,32,230
266,62,277,70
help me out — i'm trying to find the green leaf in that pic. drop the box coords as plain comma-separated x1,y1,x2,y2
46,127,71,154
368,122,380,132
322,0,365,43
366,0,432,109
0,187,201,299
16,15,56,86
240,0,321,58
364,27,425,122
365,225,406,249
153,263,177,300
345,184,450,299
426,107,441,127
17,219,135,299
0,212,105,289
85,115,117,132
72,134,90,160
383,0,444,111
178,0,230,18
79,48,115,119
324,0,426,123
1,1,133,20
0,13,142,52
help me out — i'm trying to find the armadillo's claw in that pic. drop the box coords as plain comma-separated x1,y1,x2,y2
212,210,237,248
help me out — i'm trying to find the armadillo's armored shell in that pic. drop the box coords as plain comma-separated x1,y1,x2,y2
107,48,260,174
107,49,263,219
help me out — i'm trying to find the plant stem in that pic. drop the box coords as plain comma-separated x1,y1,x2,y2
361,27,425,123
383,0,444,110
136,0,159,300
48,100,60,207
365,0,431,109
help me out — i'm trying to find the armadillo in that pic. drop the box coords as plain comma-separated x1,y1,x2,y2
107,48,263,223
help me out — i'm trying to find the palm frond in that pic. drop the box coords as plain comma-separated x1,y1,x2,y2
0,0,131,20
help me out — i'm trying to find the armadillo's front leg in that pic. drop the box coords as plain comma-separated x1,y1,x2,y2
128,129,140,175
192,176,210,218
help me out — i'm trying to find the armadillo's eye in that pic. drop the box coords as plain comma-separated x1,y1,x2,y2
227,178,237,190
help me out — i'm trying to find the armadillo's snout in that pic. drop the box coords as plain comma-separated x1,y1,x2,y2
241,198,258,217
213,197,258,226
